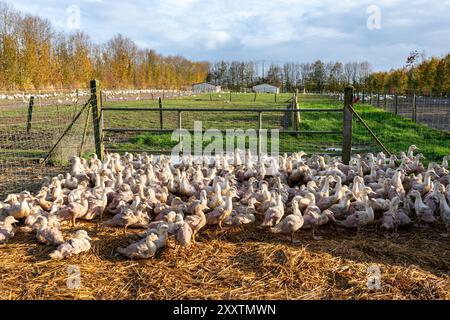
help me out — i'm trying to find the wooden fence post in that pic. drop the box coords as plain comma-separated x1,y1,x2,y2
342,87,353,165
362,91,365,104
293,94,300,136
377,93,380,107
275,92,277,103
210,92,213,101
177,111,183,154
159,97,163,130
26,96,34,133
90,79,104,160
384,93,387,110
257,111,262,155
412,94,417,122
394,94,398,115
253,92,257,102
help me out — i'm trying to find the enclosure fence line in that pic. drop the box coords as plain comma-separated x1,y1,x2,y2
358,92,450,132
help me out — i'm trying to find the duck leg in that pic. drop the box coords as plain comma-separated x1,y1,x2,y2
291,232,301,244
312,227,322,240
70,214,76,227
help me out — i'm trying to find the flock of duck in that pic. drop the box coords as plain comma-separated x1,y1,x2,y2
1,146,449,260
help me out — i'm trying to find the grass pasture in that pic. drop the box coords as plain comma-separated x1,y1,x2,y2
102,92,449,162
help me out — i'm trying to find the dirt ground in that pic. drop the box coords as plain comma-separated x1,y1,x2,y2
0,219,448,300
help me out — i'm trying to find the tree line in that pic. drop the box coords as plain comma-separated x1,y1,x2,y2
207,60,372,93
366,52,450,95
0,2,208,91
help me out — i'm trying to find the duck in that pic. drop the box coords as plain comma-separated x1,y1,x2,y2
185,203,208,242
35,216,64,246
260,193,284,228
117,224,169,259
381,197,404,233
328,190,355,218
206,193,236,229
8,191,31,220
49,230,92,260
176,222,193,247
438,191,450,236
302,198,334,240
0,216,18,243
335,198,374,234
105,202,150,234
56,192,89,226
270,198,304,243
409,190,436,224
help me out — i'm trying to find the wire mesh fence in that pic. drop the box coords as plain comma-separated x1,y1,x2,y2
359,93,450,132
0,89,95,198
1,86,448,199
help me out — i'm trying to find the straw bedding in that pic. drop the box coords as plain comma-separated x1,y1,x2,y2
0,220,448,300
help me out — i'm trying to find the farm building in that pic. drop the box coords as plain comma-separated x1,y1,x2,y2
253,83,280,94
192,82,221,93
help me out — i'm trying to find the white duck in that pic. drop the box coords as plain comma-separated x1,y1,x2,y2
270,198,304,243
49,230,92,260
0,216,18,243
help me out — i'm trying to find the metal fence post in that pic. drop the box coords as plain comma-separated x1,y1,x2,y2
90,79,104,160
384,93,387,110
362,91,365,104
26,96,34,133
159,97,163,130
342,87,353,165
377,93,380,108
412,94,417,122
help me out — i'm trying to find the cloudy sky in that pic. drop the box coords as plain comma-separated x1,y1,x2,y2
8,0,450,70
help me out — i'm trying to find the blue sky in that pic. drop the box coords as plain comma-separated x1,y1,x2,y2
8,0,450,71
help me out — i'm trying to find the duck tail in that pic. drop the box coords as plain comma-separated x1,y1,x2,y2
269,225,282,234
49,250,63,260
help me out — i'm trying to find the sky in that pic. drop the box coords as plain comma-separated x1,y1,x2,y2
7,0,450,71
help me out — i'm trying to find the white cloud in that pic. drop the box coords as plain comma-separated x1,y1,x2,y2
5,0,450,70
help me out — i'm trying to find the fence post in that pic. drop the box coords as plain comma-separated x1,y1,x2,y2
275,92,277,103
342,87,353,165
377,93,380,107
90,79,104,160
254,92,257,102
384,93,387,110
177,111,183,154
362,91,365,104
229,91,232,102
159,97,163,130
412,94,417,122
394,94,398,115
26,96,35,133
293,94,300,136
257,111,262,155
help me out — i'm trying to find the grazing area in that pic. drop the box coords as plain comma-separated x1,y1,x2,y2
0,146,449,300
103,93,449,160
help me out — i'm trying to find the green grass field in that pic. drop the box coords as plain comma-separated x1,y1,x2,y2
0,92,448,162
102,92,449,162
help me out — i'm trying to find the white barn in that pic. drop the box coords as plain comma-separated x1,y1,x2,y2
192,82,221,93
253,83,280,94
